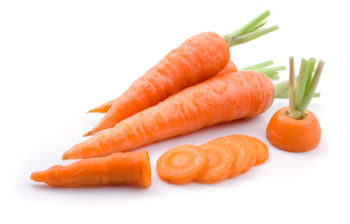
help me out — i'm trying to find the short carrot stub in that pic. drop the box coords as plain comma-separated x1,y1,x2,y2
266,107,321,152
31,151,152,187
156,145,207,185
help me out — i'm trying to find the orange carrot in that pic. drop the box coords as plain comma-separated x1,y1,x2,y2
156,145,207,184
87,60,285,114
267,57,324,152
229,135,269,166
195,142,235,184
62,69,274,160
206,136,256,178
88,99,114,113
88,62,237,114
31,151,151,187
85,11,278,135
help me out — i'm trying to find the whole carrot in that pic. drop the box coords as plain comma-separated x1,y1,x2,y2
31,151,151,187
88,60,284,113
85,10,278,136
62,69,275,160
266,57,324,152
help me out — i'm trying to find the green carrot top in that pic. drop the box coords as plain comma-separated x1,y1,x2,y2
285,57,325,119
223,10,278,47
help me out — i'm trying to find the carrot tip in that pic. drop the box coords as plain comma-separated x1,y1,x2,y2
83,130,94,137
30,172,45,182
61,153,69,160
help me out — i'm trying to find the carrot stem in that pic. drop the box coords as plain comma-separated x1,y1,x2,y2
298,60,325,112
294,59,308,108
223,10,278,47
241,61,285,80
240,60,273,71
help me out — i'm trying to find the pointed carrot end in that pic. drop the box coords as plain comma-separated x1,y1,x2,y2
31,171,46,182
83,130,95,137
61,153,69,160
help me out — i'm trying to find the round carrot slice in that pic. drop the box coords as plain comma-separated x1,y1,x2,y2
156,145,207,185
195,143,235,184
231,135,269,166
207,136,255,178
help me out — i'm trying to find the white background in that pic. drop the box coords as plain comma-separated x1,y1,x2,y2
1,0,349,223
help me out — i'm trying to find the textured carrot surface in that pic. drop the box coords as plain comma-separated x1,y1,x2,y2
88,61,237,115
63,70,274,160
31,151,151,187
85,32,230,136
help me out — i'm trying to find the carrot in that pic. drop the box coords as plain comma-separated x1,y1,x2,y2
207,136,256,178
31,151,151,187
229,135,269,166
267,57,324,152
88,99,114,113
62,69,275,160
195,142,235,184
88,60,285,114
84,10,278,135
156,145,207,184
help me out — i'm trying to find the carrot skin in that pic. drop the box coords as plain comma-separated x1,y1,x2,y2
88,61,237,114
63,70,274,160
87,32,231,135
266,107,321,152
88,100,114,113
32,151,151,187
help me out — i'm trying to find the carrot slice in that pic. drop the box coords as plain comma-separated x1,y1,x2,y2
195,143,235,184
232,135,269,166
156,145,207,185
206,136,255,178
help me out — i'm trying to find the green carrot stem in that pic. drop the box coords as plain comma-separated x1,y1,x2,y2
226,26,279,47
298,60,325,112
253,66,286,74
225,10,270,37
223,10,278,47
240,60,273,70
248,19,268,32
294,59,308,109
288,57,297,114
305,58,316,88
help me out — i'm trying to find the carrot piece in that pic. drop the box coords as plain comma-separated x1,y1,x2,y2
195,143,235,184
31,151,151,187
267,57,324,152
206,136,255,178
87,100,114,113
62,70,275,160
229,135,269,166
156,145,207,185
85,11,278,135
267,107,321,152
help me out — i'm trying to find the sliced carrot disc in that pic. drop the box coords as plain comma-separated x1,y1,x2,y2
207,136,256,178
195,142,235,184
231,135,269,166
156,145,207,185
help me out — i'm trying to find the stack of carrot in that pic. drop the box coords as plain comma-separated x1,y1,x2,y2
31,10,323,188
157,135,269,184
